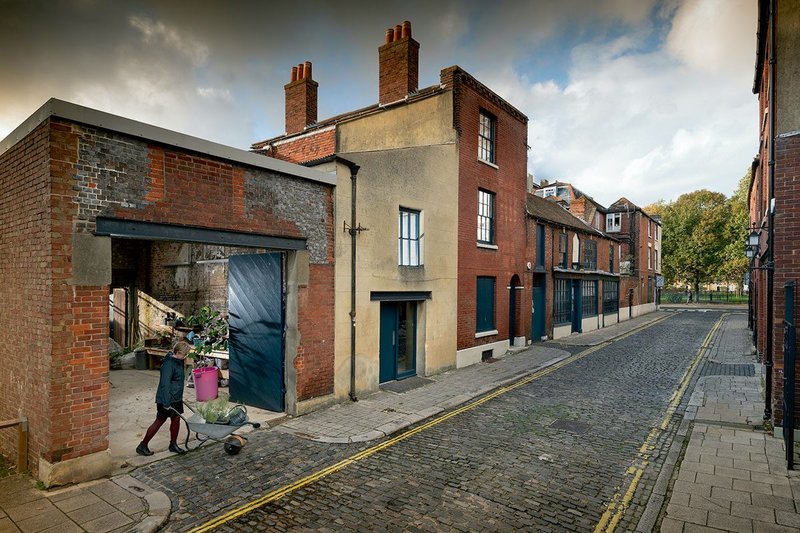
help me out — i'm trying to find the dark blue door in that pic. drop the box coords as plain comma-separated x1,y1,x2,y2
571,280,583,333
532,278,545,342
228,253,285,412
379,301,416,383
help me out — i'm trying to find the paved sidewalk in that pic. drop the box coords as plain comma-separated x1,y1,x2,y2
659,313,800,532
0,474,168,533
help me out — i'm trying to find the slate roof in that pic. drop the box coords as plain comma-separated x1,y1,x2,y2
526,193,615,239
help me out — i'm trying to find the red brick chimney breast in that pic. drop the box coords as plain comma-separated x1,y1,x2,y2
378,20,419,105
284,60,318,135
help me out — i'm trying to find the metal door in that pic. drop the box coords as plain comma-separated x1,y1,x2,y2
532,280,545,342
509,285,517,343
228,253,285,412
379,301,417,383
572,280,583,333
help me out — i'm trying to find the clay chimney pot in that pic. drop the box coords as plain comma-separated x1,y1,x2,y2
291,66,298,82
304,61,312,80
402,21,411,38
297,63,305,79
394,24,402,39
386,28,394,43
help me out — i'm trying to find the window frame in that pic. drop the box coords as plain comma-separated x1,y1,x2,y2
609,244,614,273
581,280,598,317
559,232,568,268
398,207,422,266
477,189,495,245
603,280,619,314
476,276,496,333
554,278,571,325
606,213,621,232
583,239,597,270
478,110,497,164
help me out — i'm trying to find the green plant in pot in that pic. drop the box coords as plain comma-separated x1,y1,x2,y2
183,305,228,361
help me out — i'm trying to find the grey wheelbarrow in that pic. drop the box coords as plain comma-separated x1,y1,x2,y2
169,401,261,455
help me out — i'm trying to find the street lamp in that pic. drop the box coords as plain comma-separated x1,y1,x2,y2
745,231,760,259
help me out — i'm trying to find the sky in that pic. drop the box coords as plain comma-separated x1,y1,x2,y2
0,0,758,207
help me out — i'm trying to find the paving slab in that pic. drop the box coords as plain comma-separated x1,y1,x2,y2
657,313,800,532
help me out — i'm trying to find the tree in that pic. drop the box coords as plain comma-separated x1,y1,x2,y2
717,171,750,290
642,200,667,218
661,189,730,294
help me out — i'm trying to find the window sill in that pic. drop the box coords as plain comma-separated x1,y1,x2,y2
475,329,498,339
477,243,498,250
399,264,424,268
478,158,499,170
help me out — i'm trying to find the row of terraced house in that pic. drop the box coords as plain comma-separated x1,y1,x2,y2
0,20,658,484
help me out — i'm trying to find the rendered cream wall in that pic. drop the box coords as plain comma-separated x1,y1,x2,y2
333,93,459,398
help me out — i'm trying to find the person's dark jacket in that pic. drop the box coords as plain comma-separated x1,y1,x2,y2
155,352,185,405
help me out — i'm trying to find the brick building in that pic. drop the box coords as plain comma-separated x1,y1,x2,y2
748,0,800,432
0,99,336,484
605,197,661,319
252,21,529,393
525,194,621,340
534,180,605,230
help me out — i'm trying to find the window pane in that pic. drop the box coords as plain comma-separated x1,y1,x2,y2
399,208,421,266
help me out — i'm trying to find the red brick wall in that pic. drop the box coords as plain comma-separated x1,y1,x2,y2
295,263,335,399
284,76,318,135
0,121,52,473
770,133,800,425
1,117,337,472
378,31,419,104
260,129,336,165
454,76,529,350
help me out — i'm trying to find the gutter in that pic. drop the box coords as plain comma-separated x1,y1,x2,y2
765,0,776,421
337,157,363,402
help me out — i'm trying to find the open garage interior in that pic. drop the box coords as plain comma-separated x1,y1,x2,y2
107,235,293,468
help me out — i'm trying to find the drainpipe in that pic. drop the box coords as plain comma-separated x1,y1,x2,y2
764,0,776,421
341,159,362,402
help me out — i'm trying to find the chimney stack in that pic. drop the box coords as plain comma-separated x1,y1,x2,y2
378,20,419,105
284,60,318,135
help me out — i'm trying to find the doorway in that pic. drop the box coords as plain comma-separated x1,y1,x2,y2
571,280,583,333
228,253,285,412
379,301,417,383
531,275,546,341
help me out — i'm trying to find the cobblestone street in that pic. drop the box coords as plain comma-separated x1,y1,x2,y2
132,311,725,532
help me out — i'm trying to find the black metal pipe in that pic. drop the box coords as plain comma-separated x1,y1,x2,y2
346,161,361,402
765,0,776,421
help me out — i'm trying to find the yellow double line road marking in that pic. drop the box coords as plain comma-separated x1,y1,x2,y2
593,313,728,533
191,313,674,532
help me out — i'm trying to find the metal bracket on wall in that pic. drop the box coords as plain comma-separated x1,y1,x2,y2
343,221,369,235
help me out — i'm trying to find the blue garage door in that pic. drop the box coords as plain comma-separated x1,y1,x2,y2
228,253,285,412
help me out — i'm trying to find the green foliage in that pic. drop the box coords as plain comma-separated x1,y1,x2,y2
661,189,730,292
184,306,228,360
660,169,751,292
195,392,231,424
717,172,750,290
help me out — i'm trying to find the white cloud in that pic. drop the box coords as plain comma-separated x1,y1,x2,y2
484,0,758,206
128,15,209,67
197,87,234,102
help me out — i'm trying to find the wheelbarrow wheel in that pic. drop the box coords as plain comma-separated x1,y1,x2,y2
224,435,246,455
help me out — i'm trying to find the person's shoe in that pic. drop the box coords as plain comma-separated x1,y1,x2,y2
168,442,187,455
136,442,153,456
